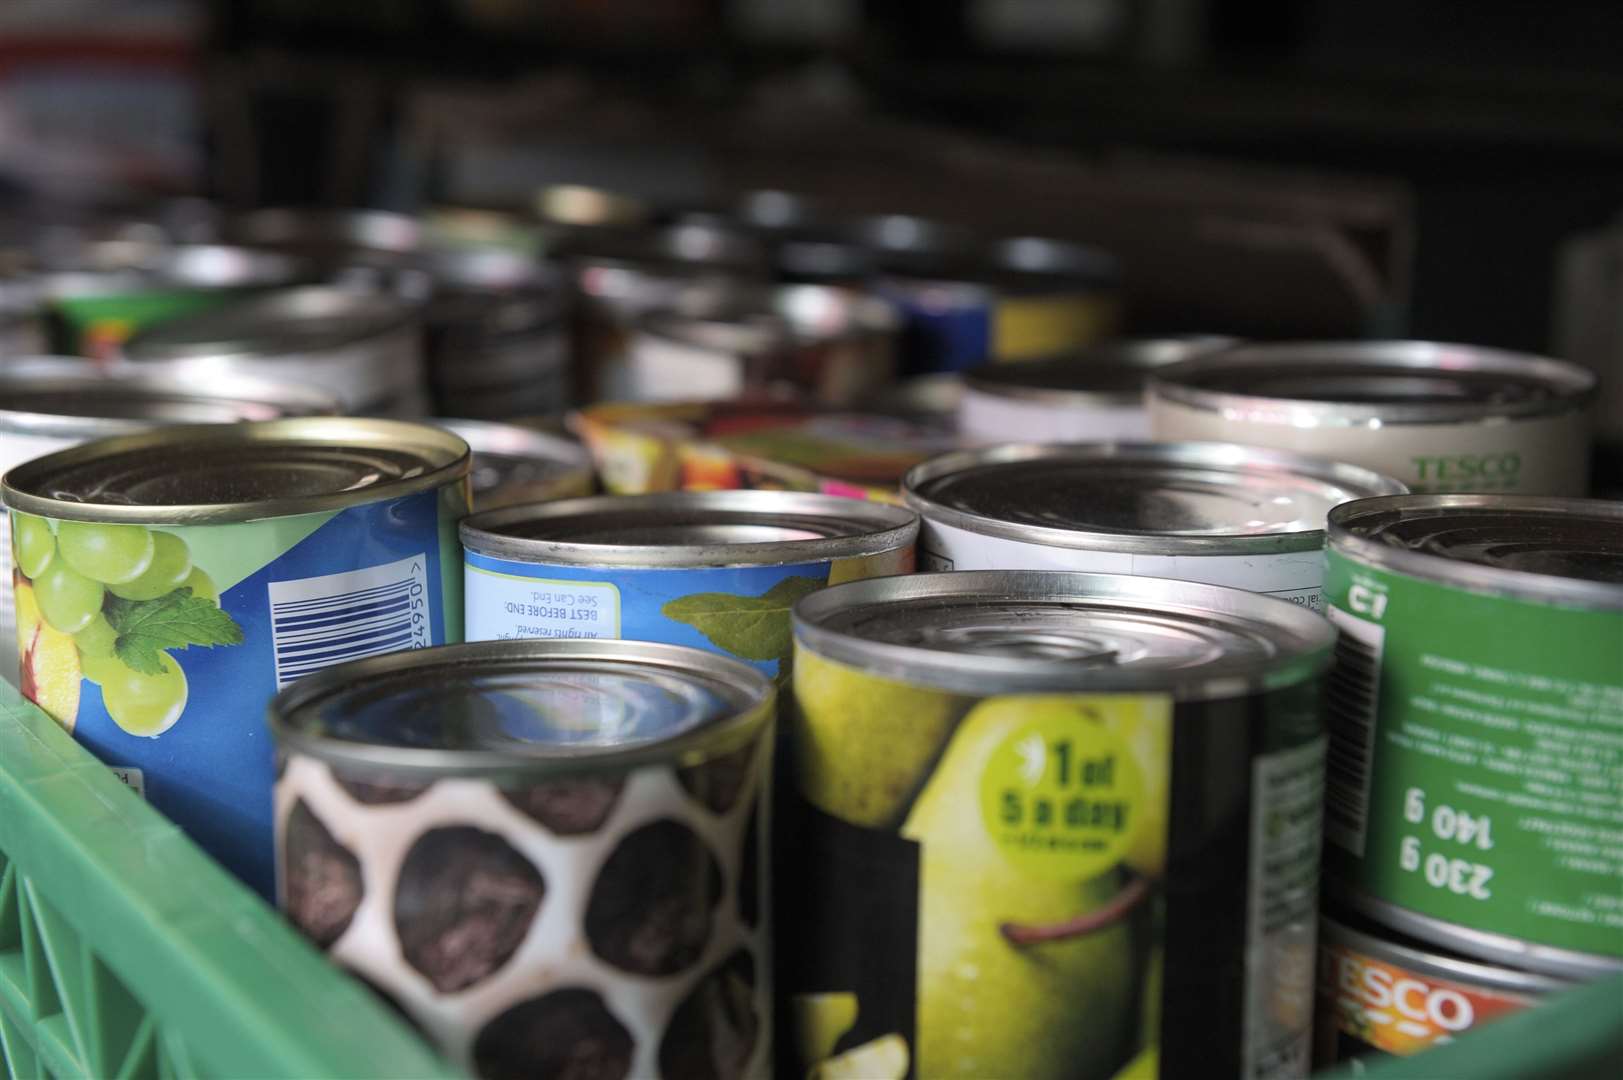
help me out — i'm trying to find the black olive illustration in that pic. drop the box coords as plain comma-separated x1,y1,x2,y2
334,773,433,805
500,774,625,835
472,987,634,1080
675,739,757,814
585,819,722,976
658,948,759,1080
394,826,545,993
282,799,363,949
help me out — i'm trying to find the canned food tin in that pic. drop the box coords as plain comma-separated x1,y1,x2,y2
228,207,431,300
625,283,899,405
123,286,429,416
1314,911,1570,1068
957,337,1234,443
434,418,594,511
3,418,471,894
0,359,341,679
904,442,1407,610
462,491,916,677
1321,495,1623,978
271,638,774,1080
422,247,571,418
1147,342,1597,496
785,571,1335,1080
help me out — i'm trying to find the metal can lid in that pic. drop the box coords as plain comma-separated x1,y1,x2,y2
433,418,592,508
776,239,875,282
905,442,1407,555
987,235,1121,286
461,490,918,568
535,185,651,229
2,417,470,524
737,189,821,233
641,282,899,353
157,244,301,289
1328,494,1623,610
793,570,1334,698
268,638,773,779
962,337,1235,405
1150,341,1596,424
229,207,422,257
123,286,418,362
1319,911,1572,997
0,358,340,438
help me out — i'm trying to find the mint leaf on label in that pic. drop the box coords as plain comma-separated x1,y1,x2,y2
104,588,246,675
661,575,825,663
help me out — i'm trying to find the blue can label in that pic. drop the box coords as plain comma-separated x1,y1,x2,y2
464,547,912,678
12,484,466,895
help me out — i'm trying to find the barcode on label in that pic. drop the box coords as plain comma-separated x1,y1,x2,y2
267,554,431,687
1324,607,1385,856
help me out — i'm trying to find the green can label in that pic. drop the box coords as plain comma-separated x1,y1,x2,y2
1322,548,1623,958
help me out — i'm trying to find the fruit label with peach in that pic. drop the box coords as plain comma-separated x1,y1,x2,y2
781,648,1327,1079
10,487,462,895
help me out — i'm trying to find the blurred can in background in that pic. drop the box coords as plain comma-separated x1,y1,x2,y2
1148,342,1596,496
433,418,594,511
123,286,430,416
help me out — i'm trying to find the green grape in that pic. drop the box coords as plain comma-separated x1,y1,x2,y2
74,614,119,659
34,561,105,635
13,514,56,579
100,653,187,737
57,522,154,585
80,649,126,686
108,532,192,601
181,566,219,606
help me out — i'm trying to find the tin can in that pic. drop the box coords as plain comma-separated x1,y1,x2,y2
461,491,917,678
957,337,1234,443
0,359,341,680
625,283,899,405
270,638,775,1080
434,418,594,511
422,247,571,418
122,286,430,416
1147,342,1597,497
784,570,1336,1079
228,207,428,298
904,442,1407,610
3,418,471,894
1321,494,1623,978
564,222,769,401
1314,911,1570,1069
41,244,302,359
873,232,1122,374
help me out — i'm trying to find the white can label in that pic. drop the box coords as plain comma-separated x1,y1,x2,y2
919,517,1327,609
465,565,622,641
957,388,1149,444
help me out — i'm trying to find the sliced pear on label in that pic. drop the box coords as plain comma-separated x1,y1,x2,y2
809,1033,909,1080
793,992,859,1069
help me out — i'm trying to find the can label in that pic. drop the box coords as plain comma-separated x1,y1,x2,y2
464,547,912,677
49,288,247,360
957,390,1148,444
993,293,1119,361
919,517,1326,610
0,429,80,681
880,280,991,375
782,648,1326,1079
1149,399,1589,497
11,485,466,894
1314,938,1539,1065
1322,548,1623,958
276,719,772,1078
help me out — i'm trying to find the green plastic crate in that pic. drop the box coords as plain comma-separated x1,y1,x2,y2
0,682,459,1079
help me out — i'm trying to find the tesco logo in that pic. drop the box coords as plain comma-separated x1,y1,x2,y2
1333,952,1475,1035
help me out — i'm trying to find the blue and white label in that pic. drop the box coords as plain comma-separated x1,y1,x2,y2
465,551,838,678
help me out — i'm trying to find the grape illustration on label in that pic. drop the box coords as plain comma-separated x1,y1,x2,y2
15,514,243,737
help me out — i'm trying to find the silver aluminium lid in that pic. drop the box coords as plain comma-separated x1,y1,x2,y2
987,235,1120,287
269,638,773,779
1149,340,1596,425
640,282,899,355
0,358,340,439
123,286,418,363
461,489,918,568
905,441,1407,556
1319,914,1571,997
2,417,470,525
1328,494,1623,610
434,418,593,509
963,337,1235,406
793,570,1335,699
